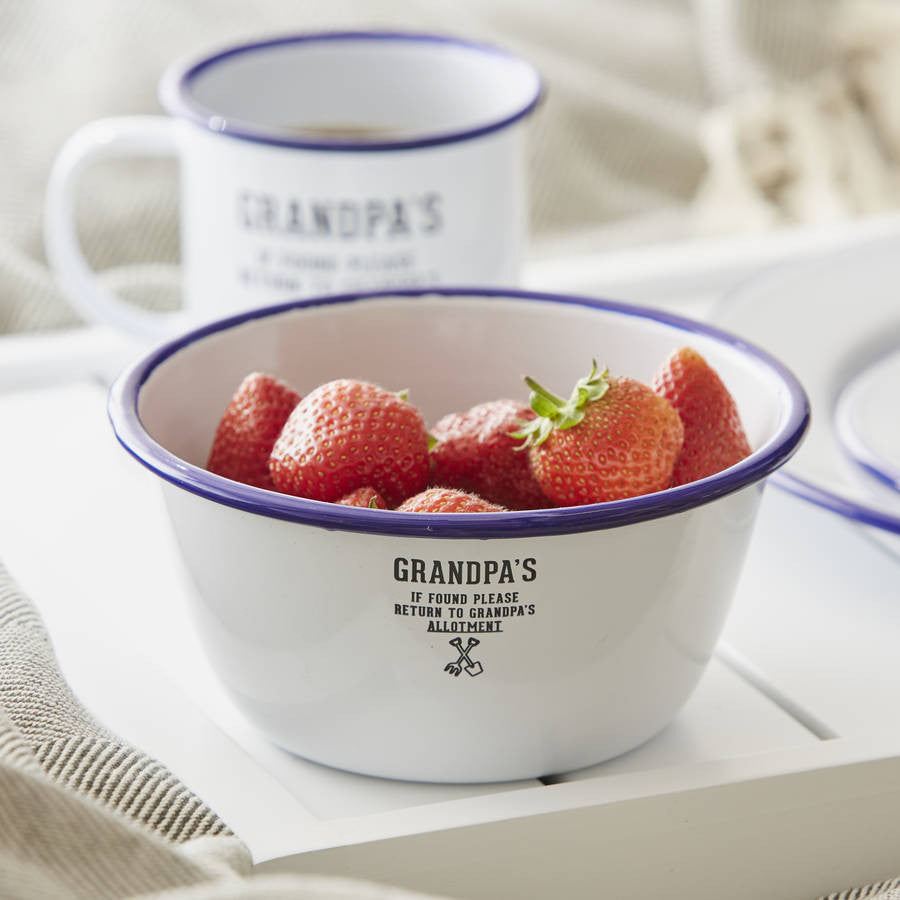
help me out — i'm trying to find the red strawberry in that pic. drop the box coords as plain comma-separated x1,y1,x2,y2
338,486,388,509
397,487,506,513
206,372,301,490
429,399,551,510
651,346,752,485
515,362,683,505
269,379,429,506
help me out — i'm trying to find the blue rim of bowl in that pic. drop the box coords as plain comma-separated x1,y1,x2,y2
157,31,544,152
107,287,810,539
833,357,900,498
771,471,900,534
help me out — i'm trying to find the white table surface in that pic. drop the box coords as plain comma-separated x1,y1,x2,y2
3,220,900,898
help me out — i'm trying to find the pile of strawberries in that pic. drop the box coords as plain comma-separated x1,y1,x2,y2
205,347,752,513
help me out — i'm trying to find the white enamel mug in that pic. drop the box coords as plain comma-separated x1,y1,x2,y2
44,32,542,340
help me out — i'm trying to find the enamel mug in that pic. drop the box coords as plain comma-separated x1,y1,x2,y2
44,32,543,339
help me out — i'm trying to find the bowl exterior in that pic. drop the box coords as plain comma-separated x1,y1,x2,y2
109,288,809,782
163,479,764,782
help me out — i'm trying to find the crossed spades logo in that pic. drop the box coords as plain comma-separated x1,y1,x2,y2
444,636,483,677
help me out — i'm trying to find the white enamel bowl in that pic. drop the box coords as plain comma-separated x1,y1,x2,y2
108,288,808,783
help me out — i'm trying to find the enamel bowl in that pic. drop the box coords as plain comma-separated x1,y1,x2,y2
108,288,808,783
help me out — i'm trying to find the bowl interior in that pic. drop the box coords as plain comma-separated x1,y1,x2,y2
137,293,791,472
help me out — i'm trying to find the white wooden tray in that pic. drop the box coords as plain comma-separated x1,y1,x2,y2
3,218,900,898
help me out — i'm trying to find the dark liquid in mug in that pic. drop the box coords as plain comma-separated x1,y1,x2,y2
281,122,404,140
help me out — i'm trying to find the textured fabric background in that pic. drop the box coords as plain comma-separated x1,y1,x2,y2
0,0,849,334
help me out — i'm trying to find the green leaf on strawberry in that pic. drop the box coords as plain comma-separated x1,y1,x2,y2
513,360,610,446
514,361,684,506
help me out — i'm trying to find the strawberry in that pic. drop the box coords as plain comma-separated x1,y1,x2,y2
429,399,552,510
651,346,752,485
338,486,388,509
397,487,506,513
514,362,683,505
206,372,301,490
269,379,429,506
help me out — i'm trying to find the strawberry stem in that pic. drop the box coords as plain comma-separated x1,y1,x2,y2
523,377,567,416
512,360,610,447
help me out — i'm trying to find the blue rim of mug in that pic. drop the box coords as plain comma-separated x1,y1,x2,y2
107,287,810,539
158,31,544,151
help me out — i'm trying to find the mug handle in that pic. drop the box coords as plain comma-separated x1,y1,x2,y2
44,115,188,341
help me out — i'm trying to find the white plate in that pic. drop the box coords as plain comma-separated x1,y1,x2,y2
712,235,900,553
834,349,900,511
